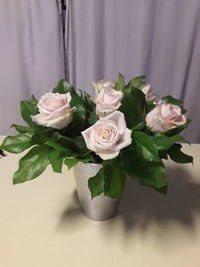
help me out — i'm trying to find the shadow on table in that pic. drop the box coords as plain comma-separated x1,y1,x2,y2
118,167,200,233
57,167,200,233
56,190,83,231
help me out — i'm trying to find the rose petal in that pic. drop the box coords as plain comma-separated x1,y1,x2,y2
44,104,71,120
104,111,126,134
146,101,187,133
97,151,119,160
142,83,159,101
95,87,123,117
32,107,75,129
114,128,132,151
32,92,74,129
92,79,115,95
146,107,166,133
31,114,47,125
82,111,132,159
81,127,96,151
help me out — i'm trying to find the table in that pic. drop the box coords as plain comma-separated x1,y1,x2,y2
0,136,200,267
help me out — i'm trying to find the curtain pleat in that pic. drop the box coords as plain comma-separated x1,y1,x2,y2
65,0,200,142
0,0,65,135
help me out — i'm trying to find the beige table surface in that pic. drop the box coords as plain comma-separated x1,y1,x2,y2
0,136,200,267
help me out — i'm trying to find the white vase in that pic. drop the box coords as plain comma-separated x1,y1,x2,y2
73,162,121,221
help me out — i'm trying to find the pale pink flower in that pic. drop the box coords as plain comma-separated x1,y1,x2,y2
146,101,187,133
82,111,132,160
32,92,75,129
142,83,158,101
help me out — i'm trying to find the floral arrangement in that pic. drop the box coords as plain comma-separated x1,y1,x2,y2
0,75,193,198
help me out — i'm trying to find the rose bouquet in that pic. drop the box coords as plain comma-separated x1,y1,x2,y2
1,74,193,198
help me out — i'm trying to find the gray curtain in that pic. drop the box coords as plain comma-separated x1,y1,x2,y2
0,0,65,135
65,0,200,142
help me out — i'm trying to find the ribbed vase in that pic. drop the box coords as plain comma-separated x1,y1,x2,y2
73,162,121,221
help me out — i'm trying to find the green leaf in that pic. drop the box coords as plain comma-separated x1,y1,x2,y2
80,90,95,113
11,124,33,134
72,136,89,154
30,131,49,145
145,101,156,113
29,95,38,105
88,111,98,125
20,100,44,131
115,73,125,90
131,121,146,131
86,153,102,164
129,75,145,89
64,158,90,169
52,79,74,95
120,86,145,128
13,145,49,184
48,150,64,173
0,132,33,153
88,159,126,199
63,104,86,136
133,131,160,162
159,150,168,160
80,90,98,126
52,133,91,158
52,132,72,142
152,134,184,151
103,159,126,198
168,144,193,164
88,167,105,199
52,79,82,108
121,144,167,194
162,95,187,113
45,140,71,155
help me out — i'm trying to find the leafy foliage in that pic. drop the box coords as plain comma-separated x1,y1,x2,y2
52,79,75,95
128,75,146,89
20,101,44,132
0,132,33,153
167,144,193,164
115,73,125,91
88,158,126,199
121,141,167,194
0,77,193,198
134,131,160,162
13,145,50,184
120,86,146,129
11,124,33,134
145,100,156,113
79,90,98,126
152,134,184,151
48,149,64,173
88,167,105,198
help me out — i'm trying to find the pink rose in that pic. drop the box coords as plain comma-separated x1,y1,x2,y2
95,87,123,117
146,101,187,133
142,83,158,101
32,92,75,129
92,79,115,94
82,111,132,160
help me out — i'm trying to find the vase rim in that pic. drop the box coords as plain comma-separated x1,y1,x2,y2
77,162,102,167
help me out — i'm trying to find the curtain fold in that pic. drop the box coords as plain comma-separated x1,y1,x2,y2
1,0,199,141
0,0,65,135
65,0,200,142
